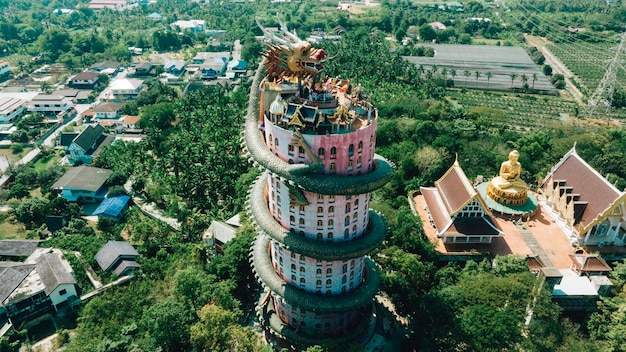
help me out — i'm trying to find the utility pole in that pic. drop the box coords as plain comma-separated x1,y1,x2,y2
584,31,626,125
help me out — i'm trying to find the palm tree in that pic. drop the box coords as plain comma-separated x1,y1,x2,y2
486,71,493,89
532,73,538,89
463,70,471,87
509,72,518,89
450,69,457,82
441,67,448,77
474,71,481,88
520,74,528,91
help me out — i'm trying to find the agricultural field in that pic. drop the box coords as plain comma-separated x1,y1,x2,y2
547,41,626,95
447,90,579,130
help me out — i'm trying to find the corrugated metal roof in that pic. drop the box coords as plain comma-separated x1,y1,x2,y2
35,251,76,295
95,241,139,272
92,195,130,218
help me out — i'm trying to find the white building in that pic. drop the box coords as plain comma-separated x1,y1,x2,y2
29,94,74,117
171,20,206,33
0,97,26,123
109,79,144,100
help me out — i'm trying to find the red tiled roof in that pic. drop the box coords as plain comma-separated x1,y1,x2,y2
435,162,475,214
123,115,141,124
545,148,622,228
569,254,612,273
421,187,451,231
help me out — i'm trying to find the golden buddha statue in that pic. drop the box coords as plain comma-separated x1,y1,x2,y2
486,150,529,206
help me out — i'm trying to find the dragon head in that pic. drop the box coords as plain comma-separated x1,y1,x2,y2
256,17,328,79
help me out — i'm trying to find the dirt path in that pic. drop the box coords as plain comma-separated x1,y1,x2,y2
524,34,585,104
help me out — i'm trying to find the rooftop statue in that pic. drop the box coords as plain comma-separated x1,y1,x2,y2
486,150,529,206
256,16,328,79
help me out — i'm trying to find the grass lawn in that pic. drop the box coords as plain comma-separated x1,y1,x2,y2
0,214,27,239
0,145,35,165
34,151,63,172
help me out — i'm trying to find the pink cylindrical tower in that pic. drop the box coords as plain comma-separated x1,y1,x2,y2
246,19,393,349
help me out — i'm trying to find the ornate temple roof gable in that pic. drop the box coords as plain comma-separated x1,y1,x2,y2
581,193,626,233
435,160,482,216
543,145,623,229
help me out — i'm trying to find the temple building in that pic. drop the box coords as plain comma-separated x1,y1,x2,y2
541,146,626,247
421,159,504,244
245,18,393,349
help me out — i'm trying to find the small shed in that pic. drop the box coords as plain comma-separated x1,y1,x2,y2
92,195,131,221
95,241,140,276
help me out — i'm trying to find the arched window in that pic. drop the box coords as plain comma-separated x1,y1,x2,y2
317,206,323,215
288,145,294,153
345,203,351,212
329,206,335,214
353,212,358,222
290,215,295,224
291,275,296,281
316,268,322,275
328,219,334,227
299,218,305,226
352,224,357,233
291,264,296,270
317,220,323,227
269,135,273,144
326,268,332,275
316,280,322,286
326,279,332,285
348,144,354,156
345,216,350,226
358,141,363,150
330,147,337,157
344,229,349,238
276,139,280,146
300,266,305,273
298,146,304,154
342,275,347,284
291,252,296,258
279,257,283,263
317,233,323,239
330,163,336,173
354,199,359,209
342,264,348,273
300,278,306,284
348,159,353,168
327,233,333,240
318,147,325,156
357,156,362,167
277,195,281,204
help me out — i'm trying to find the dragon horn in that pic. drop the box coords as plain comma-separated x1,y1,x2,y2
256,17,293,49
277,15,302,43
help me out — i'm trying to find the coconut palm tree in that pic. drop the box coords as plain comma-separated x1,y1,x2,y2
450,69,457,82
486,71,493,89
463,70,471,87
509,72,518,89
474,71,481,88
532,73,538,89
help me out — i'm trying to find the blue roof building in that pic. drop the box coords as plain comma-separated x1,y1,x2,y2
92,195,131,221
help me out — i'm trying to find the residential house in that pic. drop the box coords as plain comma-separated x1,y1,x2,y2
92,102,124,120
430,22,447,31
164,60,186,76
0,240,41,262
56,89,92,103
0,61,10,77
95,241,140,276
53,8,74,15
420,159,505,244
51,165,112,203
192,51,230,64
68,71,101,89
109,79,143,100
147,12,164,21
0,97,26,123
58,132,79,147
88,0,129,11
123,115,141,129
226,59,247,79
65,124,114,165
134,62,162,76
89,61,121,75
0,247,79,326
92,195,131,221
29,94,74,118
202,214,241,253
171,20,206,33
541,146,626,247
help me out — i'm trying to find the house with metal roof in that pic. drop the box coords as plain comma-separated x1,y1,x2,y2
95,241,140,276
0,97,26,124
420,159,504,244
202,215,241,254
51,166,112,203
68,71,101,89
0,240,42,260
109,78,144,100
66,124,114,165
542,145,626,248
0,248,79,326
91,102,124,120
92,195,131,221
28,94,74,118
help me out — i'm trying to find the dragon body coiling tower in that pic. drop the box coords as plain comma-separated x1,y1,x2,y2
246,19,393,348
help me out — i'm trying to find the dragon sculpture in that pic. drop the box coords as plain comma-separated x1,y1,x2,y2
256,16,328,79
